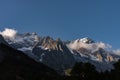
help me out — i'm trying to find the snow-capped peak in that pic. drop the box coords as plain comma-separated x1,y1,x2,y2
80,37,94,44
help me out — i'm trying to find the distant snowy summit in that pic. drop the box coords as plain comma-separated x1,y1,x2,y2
0,28,120,73
79,37,94,44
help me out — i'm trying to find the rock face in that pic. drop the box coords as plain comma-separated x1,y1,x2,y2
0,43,62,80
32,37,75,73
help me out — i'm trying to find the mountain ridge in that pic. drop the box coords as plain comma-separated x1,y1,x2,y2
0,28,120,73
0,39,62,80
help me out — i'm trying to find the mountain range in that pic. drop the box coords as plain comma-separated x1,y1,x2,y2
0,28,120,75
0,35,63,80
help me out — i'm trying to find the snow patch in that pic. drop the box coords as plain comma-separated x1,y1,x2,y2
39,53,45,62
18,47,32,52
38,46,48,50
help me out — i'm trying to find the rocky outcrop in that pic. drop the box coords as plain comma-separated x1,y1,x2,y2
107,55,114,62
32,37,75,74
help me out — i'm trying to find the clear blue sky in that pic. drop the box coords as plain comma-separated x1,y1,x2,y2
0,0,120,49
